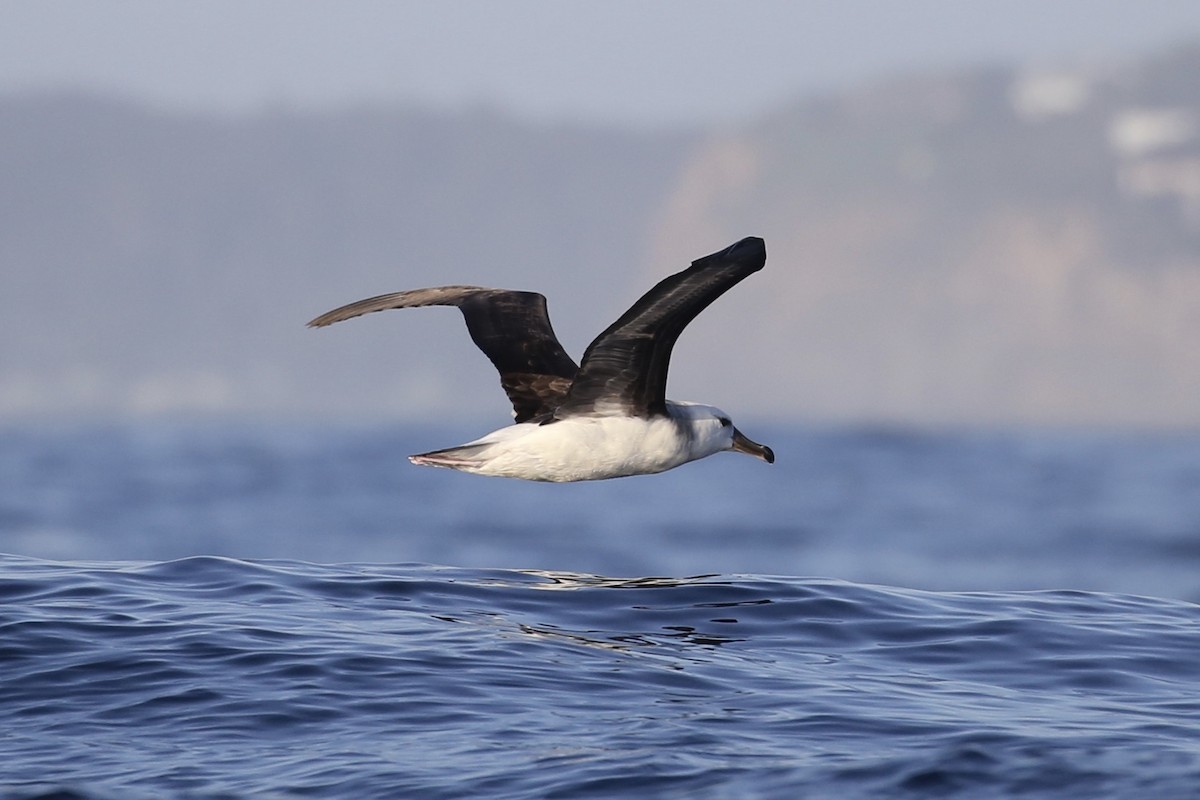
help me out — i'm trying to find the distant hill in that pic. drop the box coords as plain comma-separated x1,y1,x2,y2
4,41,1200,427
0,95,695,418
653,44,1200,426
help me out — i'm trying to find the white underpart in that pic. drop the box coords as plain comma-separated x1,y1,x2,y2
411,401,736,482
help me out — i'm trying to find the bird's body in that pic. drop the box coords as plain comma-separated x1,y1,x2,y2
309,236,774,482
411,401,734,482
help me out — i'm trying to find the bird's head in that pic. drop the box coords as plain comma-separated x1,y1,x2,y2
669,402,774,465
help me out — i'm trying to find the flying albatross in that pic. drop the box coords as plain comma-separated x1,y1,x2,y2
307,236,774,482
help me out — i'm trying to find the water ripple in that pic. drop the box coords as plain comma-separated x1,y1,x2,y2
2,554,1199,798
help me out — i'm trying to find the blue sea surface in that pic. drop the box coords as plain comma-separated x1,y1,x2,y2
2,421,1200,798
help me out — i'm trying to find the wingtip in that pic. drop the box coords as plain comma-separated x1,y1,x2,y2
696,236,768,273
727,236,766,262
694,236,766,270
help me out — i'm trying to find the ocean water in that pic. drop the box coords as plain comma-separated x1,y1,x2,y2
3,421,1200,798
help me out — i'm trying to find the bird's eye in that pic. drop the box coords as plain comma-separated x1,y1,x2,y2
719,417,732,428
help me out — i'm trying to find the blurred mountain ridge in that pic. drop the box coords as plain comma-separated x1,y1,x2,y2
4,42,1200,426
653,42,1200,426
0,93,696,419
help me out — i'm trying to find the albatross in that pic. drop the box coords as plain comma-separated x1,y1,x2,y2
308,236,774,482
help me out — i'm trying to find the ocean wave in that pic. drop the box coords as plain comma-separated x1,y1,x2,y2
3,554,1199,798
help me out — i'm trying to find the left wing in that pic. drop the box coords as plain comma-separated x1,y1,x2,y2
554,236,766,419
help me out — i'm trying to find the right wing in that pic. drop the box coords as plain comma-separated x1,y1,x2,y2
308,286,579,423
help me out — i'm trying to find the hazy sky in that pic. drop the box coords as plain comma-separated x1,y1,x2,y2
6,1,1200,126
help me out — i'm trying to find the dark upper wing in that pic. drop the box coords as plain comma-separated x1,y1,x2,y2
308,286,578,422
555,236,766,419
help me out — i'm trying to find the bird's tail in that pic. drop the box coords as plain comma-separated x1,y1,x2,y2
409,443,492,471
